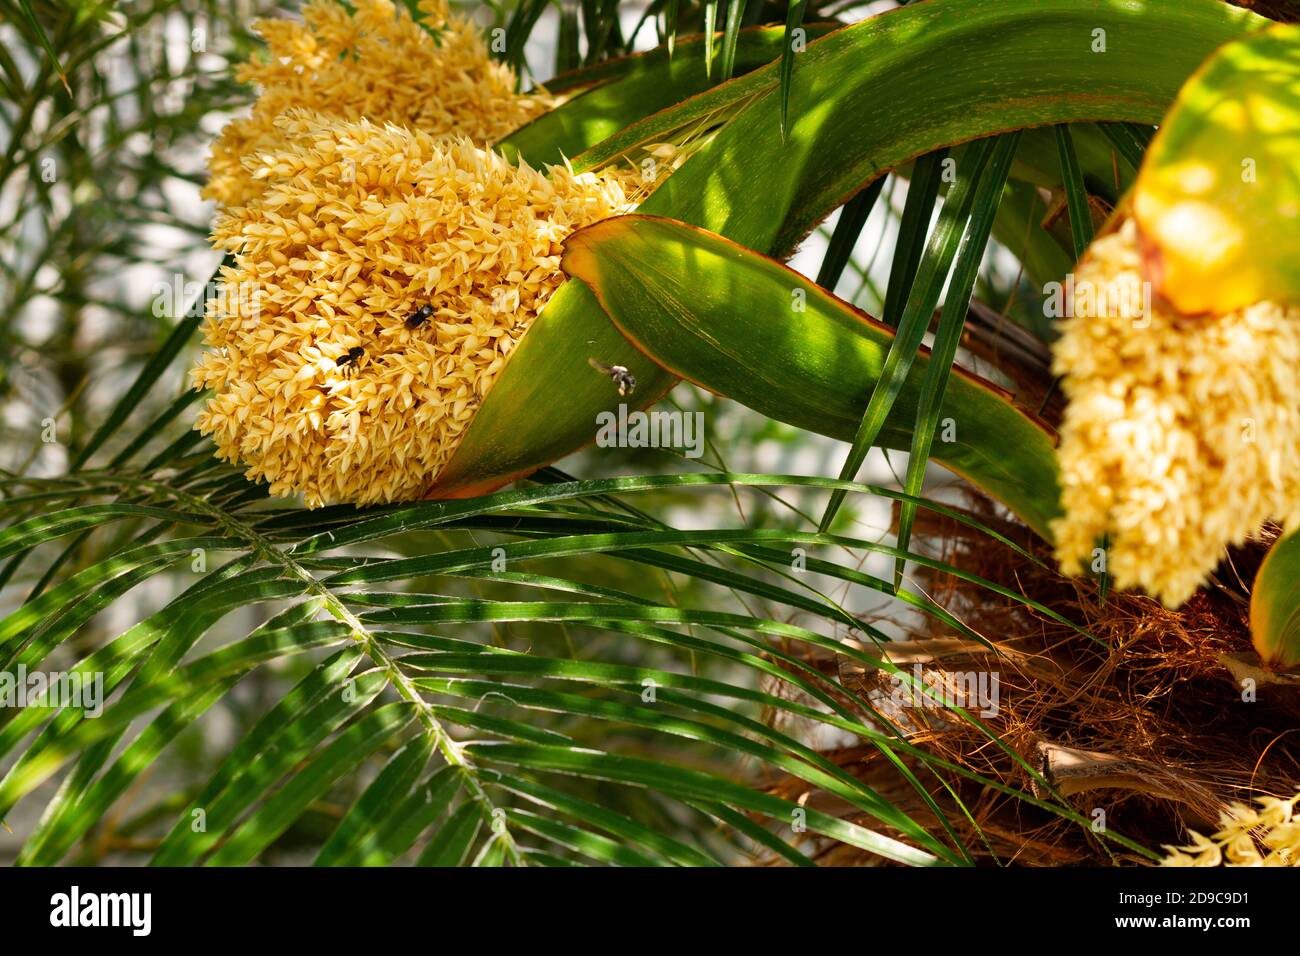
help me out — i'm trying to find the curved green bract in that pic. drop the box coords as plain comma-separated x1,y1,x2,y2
500,24,837,167
563,215,1062,539
431,0,1265,499
1252,529,1300,671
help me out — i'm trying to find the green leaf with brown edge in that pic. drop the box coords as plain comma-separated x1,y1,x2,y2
1252,528,1300,671
431,0,1265,502
1133,22,1300,315
561,214,1062,541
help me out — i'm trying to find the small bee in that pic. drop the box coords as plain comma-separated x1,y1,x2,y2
405,304,434,330
589,357,636,397
336,346,364,372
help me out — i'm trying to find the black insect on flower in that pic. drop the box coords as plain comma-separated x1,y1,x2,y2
589,357,636,397
405,304,434,330
336,346,365,370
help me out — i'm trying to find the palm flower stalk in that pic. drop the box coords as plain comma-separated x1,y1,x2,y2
193,113,662,506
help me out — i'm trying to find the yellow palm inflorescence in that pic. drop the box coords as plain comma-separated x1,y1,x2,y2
1051,218,1300,607
205,0,554,209
192,114,649,506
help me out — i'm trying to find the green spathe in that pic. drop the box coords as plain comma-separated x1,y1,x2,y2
563,215,1062,539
